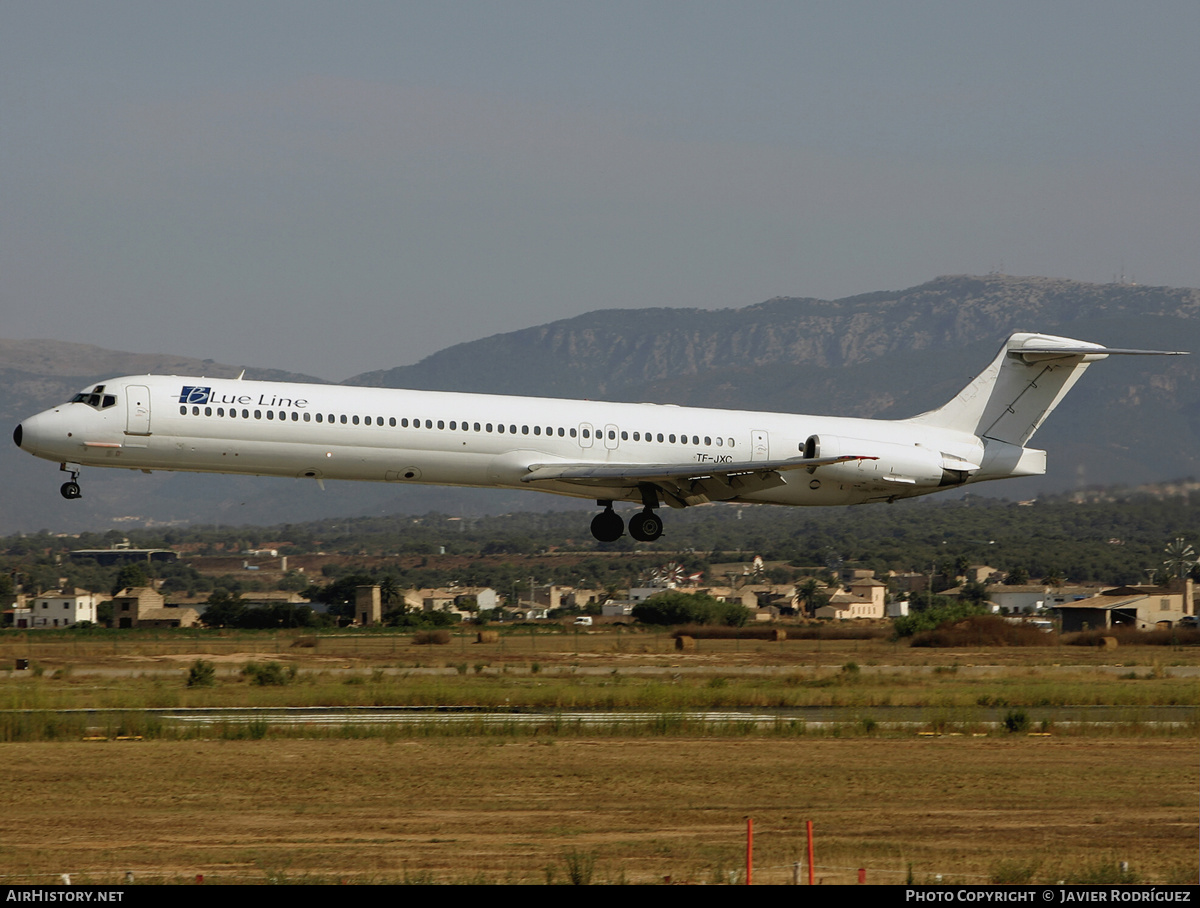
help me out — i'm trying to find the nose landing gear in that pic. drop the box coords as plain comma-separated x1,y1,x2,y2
59,464,82,500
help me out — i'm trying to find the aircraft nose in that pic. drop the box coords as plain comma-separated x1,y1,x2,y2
14,411,51,456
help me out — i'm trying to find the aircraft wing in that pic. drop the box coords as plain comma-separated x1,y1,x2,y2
522,454,876,508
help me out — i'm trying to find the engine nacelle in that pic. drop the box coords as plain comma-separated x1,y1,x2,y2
805,434,973,489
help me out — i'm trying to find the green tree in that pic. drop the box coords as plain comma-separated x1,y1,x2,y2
796,577,830,617
632,591,750,627
111,563,149,597
1003,566,1030,586
201,588,246,628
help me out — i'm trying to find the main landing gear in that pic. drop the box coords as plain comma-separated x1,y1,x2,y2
60,464,82,500
628,509,663,542
590,503,624,542
590,493,665,543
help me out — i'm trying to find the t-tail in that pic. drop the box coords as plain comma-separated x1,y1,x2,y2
907,332,1187,481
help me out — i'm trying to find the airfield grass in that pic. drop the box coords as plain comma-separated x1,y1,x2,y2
2,665,1199,715
0,737,1195,886
5,624,1200,667
0,631,1197,885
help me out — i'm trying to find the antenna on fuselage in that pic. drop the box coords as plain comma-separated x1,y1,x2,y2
235,369,245,380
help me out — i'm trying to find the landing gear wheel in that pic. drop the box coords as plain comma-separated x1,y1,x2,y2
590,508,625,543
60,481,81,500
628,510,663,542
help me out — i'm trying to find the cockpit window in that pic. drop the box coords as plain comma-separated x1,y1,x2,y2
69,385,117,410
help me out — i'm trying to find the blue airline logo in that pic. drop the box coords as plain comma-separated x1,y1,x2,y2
179,386,212,405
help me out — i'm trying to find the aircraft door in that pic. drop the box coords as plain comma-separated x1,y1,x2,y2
751,429,769,461
578,423,594,448
125,385,152,436
604,424,619,451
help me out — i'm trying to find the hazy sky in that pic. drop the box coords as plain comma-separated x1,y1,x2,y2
3,2,1198,380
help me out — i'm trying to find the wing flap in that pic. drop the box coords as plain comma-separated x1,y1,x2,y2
521,454,875,485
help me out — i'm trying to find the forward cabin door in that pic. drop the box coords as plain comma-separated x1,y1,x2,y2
125,385,152,437
751,430,769,461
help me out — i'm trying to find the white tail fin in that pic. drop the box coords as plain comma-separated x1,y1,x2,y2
909,333,1185,446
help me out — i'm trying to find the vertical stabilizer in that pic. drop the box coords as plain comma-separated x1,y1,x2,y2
908,333,1109,446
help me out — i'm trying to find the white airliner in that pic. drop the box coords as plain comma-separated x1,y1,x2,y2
12,332,1185,542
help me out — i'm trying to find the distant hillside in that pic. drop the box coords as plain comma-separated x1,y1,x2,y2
348,274,1200,406
3,275,1198,533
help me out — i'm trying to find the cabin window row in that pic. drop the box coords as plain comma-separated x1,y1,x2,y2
177,405,735,447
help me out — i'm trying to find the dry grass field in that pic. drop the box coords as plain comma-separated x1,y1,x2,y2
0,630,1197,885
1,737,1195,886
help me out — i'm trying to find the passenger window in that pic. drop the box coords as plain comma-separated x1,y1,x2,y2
340,415,347,424
437,420,445,429
292,412,299,421
558,428,564,437
570,428,576,437
304,413,311,422
621,431,628,440
474,423,481,431
522,426,529,435
389,418,396,427
179,406,186,415
498,424,505,433
267,411,274,420
533,426,541,435
486,423,493,432
425,420,433,429
509,425,516,434
352,415,360,425
255,410,262,419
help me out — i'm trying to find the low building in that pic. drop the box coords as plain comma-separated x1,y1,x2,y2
418,587,498,620
1054,581,1193,632
13,588,100,628
135,606,201,629
815,576,887,620
986,584,1048,614
108,587,199,628
111,587,164,628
